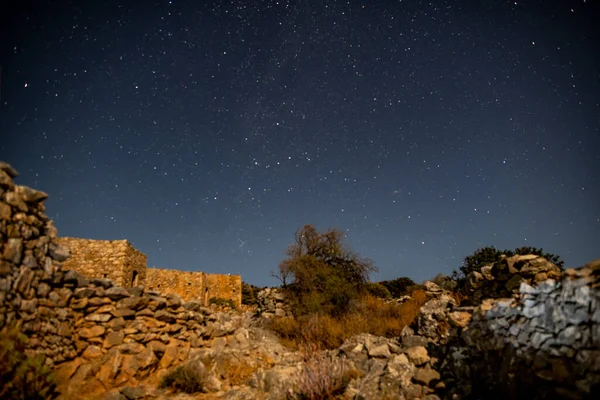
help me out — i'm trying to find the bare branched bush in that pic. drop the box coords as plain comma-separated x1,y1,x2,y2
293,353,348,400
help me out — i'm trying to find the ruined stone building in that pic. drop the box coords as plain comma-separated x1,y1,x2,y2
56,237,242,307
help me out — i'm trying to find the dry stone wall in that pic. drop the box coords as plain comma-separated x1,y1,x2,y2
460,264,599,398
256,287,292,318
435,259,600,399
55,237,147,288
462,253,563,305
0,162,245,398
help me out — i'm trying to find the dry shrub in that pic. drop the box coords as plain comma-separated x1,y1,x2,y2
269,291,429,350
299,313,346,352
160,361,208,393
293,353,350,400
0,324,57,400
267,317,301,349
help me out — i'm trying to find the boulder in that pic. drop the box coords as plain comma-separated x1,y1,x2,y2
405,346,429,366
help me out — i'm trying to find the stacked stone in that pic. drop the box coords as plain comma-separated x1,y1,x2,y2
442,261,600,399
51,280,235,397
256,287,292,318
334,333,444,400
463,254,563,305
55,237,146,288
0,162,241,397
0,162,70,333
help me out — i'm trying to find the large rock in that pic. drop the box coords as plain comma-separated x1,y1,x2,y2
79,325,106,339
414,366,441,386
405,346,429,366
413,294,456,343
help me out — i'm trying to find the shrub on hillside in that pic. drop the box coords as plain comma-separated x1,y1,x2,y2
0,324,57,400
268,292,428,350
241,282,260,306
378,277,416,298
160,361,208,393
364,282,392,299
276,224,377,317
451,246,565,288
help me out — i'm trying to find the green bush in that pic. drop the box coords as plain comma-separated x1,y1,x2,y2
208,297,237,309
378,277,416,298
276,225,377,318
160,362,208,394
0,324,57,400
241,282,259,306
364,282,391,299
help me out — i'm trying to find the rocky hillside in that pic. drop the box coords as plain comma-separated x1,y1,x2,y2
1,160,599,400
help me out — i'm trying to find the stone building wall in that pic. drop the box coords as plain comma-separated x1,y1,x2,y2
145,268,242,308
122,242,147,287
55,237,147,288
145,268,206,303
54,238,241,306
204,273,242,308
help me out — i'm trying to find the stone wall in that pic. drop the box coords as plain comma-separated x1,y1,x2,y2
256,287,292,318
56,238,241,307
439,260,600,399
145,269,241,308
204,273,242,308
0,162,245,398
462,253,563,305
145,268,206,303
55,237,147,288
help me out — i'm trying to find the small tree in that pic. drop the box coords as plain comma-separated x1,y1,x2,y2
277,225,377,317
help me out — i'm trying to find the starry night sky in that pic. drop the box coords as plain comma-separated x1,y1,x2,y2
1,0,599,286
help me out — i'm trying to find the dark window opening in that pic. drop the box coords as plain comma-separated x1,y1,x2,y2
131,270,139,287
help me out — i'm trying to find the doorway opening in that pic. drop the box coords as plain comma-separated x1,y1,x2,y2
131,270,139,287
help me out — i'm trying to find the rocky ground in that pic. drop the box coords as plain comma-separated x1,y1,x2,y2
99,310,447,400
99,255,600,400
1,161,598,400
